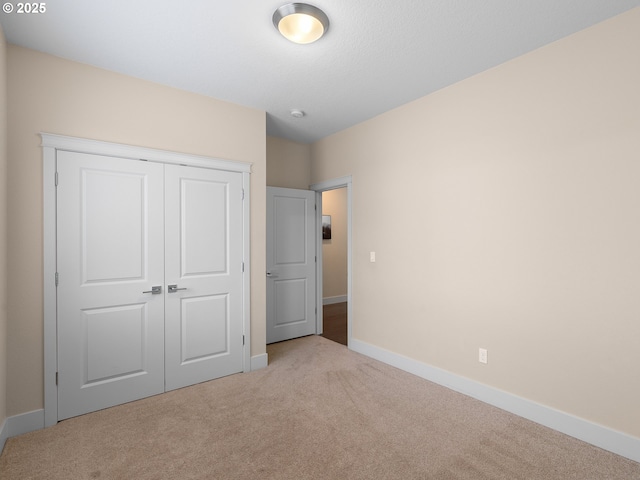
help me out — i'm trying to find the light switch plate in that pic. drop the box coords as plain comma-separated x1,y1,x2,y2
479,348,488,364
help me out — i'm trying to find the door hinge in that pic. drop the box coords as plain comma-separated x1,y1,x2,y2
242,262,245,273
242,189,245,200
55,272,59,286
55,171,58,186
242,335,245,346
55,372,58,386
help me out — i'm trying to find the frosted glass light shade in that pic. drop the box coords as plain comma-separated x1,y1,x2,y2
273,3,329,44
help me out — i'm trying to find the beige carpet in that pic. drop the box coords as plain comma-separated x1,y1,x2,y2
1,335,639,479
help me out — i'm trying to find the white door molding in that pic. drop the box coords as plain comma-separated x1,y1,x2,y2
310,176,352,346
42,133,252,427
41,133,252,173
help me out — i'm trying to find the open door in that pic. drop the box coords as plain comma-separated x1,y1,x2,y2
266,187,317,344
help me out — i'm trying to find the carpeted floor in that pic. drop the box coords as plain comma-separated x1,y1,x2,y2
1,335,639,479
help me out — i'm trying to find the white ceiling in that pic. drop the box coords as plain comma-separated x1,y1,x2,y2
2,1,639,144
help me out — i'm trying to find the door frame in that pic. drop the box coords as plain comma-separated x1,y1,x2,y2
42,133,252,427
310,176,352,346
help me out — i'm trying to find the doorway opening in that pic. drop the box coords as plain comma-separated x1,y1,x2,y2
311,176,352,348
320,187,348,345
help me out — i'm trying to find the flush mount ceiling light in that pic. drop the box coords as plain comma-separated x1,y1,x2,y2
273,3,329,44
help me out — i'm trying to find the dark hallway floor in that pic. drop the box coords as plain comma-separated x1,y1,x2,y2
321,302,347,346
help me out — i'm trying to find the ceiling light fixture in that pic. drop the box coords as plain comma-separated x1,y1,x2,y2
290,109,305,118
273,3,330,44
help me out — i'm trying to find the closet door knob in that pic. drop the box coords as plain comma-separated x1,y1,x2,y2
168,284,187,293
142,286,162,294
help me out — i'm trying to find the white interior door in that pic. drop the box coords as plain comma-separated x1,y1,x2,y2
266,187,317,343
56,151,165,420
164,165,244,390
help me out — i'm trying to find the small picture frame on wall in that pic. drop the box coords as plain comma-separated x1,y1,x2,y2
322,215,332,240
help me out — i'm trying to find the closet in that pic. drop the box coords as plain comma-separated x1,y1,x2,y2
42,135,251,422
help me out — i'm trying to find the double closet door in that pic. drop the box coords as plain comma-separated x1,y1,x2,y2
56,150,244,420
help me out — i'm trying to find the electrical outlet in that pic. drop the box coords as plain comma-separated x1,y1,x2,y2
370,251,376,262
479,348,488,364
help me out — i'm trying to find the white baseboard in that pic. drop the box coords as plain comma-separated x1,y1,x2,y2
0,409,45,455
323,295,347,305
4,345,638,464
251,353,268,371
349,338,640,464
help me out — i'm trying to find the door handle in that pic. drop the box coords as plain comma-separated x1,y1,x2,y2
143,286,162,294
168,284,187,293
266,272,278,278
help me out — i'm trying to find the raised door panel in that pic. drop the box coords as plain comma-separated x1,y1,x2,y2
272,278,308,327
82,169,145,282
180,294,229,362
180,178,228,276
274,196,308,265
83,304,147,383
56,151,165,420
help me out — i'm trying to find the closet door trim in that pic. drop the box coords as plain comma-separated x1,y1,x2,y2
42,133,252,427
41,133,252,173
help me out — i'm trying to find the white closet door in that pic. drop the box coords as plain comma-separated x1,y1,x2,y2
56,151,165,420
164,165,244,391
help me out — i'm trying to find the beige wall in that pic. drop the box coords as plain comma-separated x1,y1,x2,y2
311,8,640,438
322,188,347,299
266,136,311,189
6,46,266,416
0,24,7,430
